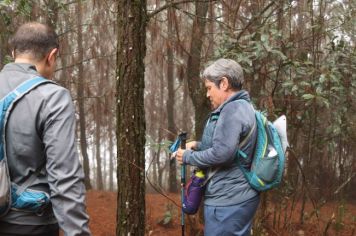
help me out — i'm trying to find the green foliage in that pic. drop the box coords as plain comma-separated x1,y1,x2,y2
3,55,12,64
216,0,356,150
334,201,346,231
216,0,356,233
157,203,175,227
145,135,172,153
0,0,32,20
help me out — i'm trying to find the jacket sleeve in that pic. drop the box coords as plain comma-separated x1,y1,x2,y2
41,86,91,236
183,101,252,169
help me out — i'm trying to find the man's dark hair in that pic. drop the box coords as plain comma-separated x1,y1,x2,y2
9,22,59,61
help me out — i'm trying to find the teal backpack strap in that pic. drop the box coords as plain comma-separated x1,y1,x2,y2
236,98,256,159
1,77,51,160
237,121,256,159
1,77,53,193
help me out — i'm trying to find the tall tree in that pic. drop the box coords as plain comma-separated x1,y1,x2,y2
76,0,92,190
95,99,104,190
186,1,210,138
116,1,147,235
167,4,178,193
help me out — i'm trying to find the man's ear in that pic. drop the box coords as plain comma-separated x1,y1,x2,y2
46,48,58,65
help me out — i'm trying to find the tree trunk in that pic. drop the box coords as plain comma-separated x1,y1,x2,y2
95,100,104,190
109,115,114,191
116,1,147,235
167,5,178,193
43,0,58,29
186,1,210,138
76,1,92,190
185,2,210,235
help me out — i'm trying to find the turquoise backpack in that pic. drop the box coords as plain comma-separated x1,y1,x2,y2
0,77,52,217
195,99,287,192
237,108,286,192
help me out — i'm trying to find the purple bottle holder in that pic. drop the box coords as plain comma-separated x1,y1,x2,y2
182,173,206,215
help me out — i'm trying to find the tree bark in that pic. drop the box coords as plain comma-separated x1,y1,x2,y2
109,114,114,191
186,1,210,139
116,1,147,235
95,100,104,190
167,5,178,193
76,1,92,190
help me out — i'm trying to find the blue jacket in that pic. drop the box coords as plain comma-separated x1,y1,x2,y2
183,90,259,206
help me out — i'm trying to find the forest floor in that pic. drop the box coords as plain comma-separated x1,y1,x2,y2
85,190,356,236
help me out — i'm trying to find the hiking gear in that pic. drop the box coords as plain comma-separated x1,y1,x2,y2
170,135,207,215
237,111,286,192
182,169,205,215
273,115,289,153
182,91,258,207
0,77,52,217
180,121,256,215
204,195,259,236
0,63,91,235
178,132,187,236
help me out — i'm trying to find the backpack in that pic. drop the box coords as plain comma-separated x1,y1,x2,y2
169,111,257,215
203,100,288,192
237,109,287,192
0,77,52,217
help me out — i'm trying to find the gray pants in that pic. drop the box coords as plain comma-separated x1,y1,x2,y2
204,195,260,236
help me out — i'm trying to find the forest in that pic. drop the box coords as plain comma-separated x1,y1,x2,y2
0,0,355,235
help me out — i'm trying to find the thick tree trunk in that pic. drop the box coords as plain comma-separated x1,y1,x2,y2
186,1,210,138
76,1,92,190
116,1,147,235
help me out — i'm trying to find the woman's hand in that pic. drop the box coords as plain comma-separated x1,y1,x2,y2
175,148,185,165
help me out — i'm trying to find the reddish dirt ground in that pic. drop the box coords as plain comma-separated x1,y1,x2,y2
86,191,182,236
85,191,356,236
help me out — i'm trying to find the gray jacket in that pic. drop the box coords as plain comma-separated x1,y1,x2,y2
183,90,259,206
0,63,91,235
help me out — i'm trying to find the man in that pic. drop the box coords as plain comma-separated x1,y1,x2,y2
0,22,91,236
176,58,260,236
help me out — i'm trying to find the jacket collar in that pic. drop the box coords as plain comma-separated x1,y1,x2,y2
2,63,39,75
212,89,251,114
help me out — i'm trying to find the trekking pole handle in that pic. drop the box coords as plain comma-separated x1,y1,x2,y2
179,132,187,184
179,132,187,149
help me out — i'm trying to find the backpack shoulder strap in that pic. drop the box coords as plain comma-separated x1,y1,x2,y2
1,77,53,191
0,76,52,108
202,101,256,186
1,77,51,157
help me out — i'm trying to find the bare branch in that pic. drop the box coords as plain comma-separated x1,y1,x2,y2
334,172,356,195
236,1,276,41
55,53,115,72
147,0,215,18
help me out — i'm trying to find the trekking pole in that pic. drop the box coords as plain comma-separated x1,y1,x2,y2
179,132,187,236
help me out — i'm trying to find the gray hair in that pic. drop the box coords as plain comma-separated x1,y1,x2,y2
202,58,244,90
